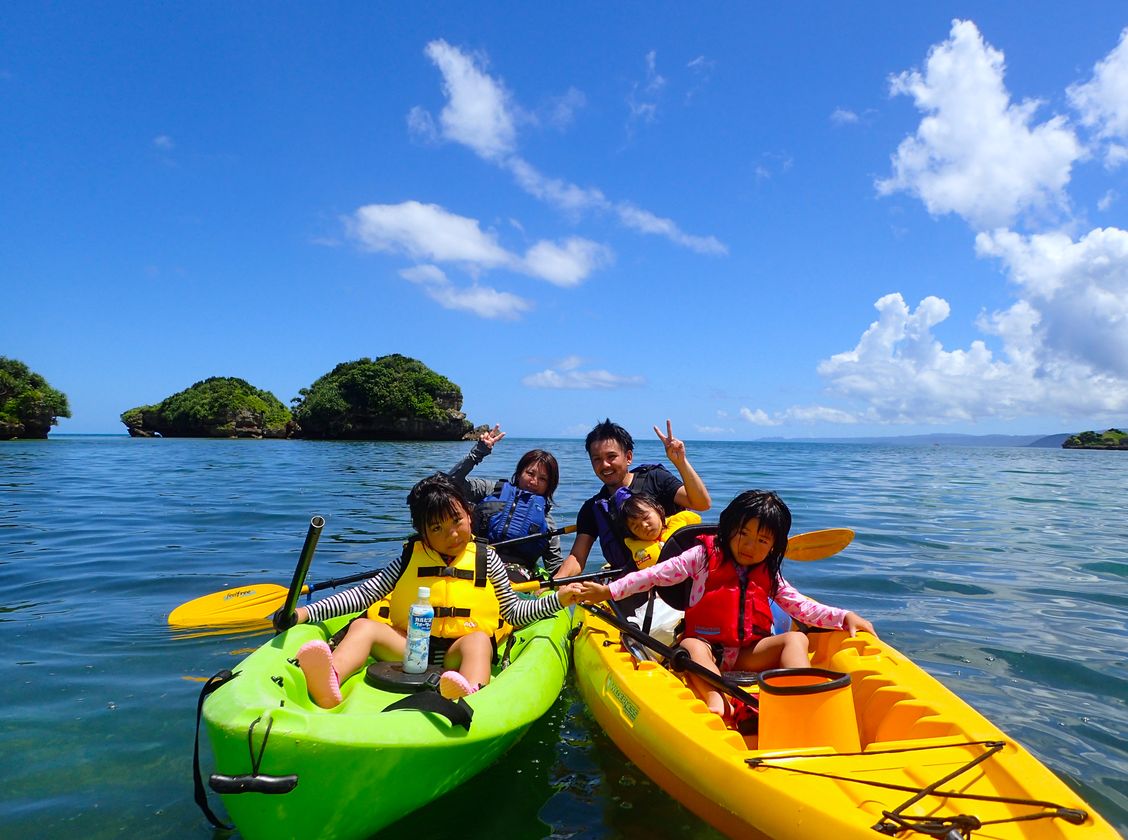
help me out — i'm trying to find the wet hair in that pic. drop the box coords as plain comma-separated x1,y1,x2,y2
620,493,665,534
585,418,633,456
716,490,791,597
512,449,560,503
407,473,473,544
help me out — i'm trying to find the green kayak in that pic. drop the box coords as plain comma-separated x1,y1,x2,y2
201,607,572,840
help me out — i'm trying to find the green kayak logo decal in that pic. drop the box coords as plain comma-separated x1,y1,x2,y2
605,674,639,723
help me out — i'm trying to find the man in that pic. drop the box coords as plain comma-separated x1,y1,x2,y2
556,418,711,579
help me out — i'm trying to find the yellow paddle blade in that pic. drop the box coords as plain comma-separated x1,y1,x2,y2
784,528,854,561
167,582,304,628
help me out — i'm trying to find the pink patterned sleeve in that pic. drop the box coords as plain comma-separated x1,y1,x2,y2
608,545,708,600
773,576,849,629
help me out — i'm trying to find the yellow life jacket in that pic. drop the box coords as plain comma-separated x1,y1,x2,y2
623,510,703,570
371,538,509,641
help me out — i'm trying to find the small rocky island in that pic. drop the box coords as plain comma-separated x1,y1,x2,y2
291,355,478,440
121,355,481,441
1062,429,1128,450
0,357,71,439
121,377,293,438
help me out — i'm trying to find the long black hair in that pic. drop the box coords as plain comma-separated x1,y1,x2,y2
715,490,791,597
407,473,473,545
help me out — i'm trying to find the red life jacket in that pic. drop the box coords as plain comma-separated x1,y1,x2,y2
682,535,774,647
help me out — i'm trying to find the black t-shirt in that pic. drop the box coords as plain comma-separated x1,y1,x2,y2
576,464,685,537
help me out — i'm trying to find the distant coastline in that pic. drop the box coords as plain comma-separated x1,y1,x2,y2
40,431,1075,447
752,432,1071,448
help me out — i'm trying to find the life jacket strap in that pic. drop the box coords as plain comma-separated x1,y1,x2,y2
434,606,472,618
417,566,476,580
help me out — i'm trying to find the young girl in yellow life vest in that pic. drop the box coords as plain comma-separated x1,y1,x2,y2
289,473,582,708
620,493,702,570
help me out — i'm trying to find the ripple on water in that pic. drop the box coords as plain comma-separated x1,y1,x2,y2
1,437,1126,837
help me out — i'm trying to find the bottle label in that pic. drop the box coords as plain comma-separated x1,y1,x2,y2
403,606,434,673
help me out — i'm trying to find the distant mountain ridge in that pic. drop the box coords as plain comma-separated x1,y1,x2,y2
755,432,1073,448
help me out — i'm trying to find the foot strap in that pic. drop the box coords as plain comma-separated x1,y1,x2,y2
382,690,474,730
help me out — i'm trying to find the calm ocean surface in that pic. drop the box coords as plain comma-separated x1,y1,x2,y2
1,436,1126,838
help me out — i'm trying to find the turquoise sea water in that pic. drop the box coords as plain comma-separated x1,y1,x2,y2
1,436,1126,838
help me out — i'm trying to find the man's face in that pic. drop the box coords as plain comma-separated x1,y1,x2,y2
588,438,633,488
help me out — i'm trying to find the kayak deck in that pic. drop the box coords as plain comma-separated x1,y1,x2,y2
203,608,572,840
573,607,1117,839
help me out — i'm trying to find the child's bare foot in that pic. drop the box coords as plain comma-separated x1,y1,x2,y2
297,640,342,708
439,670,478,700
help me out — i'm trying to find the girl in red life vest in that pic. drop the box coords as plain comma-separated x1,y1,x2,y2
577,490,875,719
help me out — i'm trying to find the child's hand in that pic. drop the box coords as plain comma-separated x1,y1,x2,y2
653,419,687,466
843,611,876,638
271,605,307,633
479,424,505,448
555,583,582,607
576,581,612,603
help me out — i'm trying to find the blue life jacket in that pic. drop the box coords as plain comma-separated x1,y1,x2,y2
472,480,550,566
592,485,635,572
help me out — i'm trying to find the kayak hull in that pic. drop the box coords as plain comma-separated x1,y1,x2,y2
203,608,572,840
572,607,1117,839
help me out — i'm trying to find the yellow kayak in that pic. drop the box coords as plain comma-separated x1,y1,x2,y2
572,605,1118,839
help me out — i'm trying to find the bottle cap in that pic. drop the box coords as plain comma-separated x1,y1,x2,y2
417,586,430,600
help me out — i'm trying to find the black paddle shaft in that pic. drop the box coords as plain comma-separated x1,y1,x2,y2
581,603,759,707
277,515,324,634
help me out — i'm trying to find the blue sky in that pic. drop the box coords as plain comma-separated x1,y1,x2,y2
4,4,1128,438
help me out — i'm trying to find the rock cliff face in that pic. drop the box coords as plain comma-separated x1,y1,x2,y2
1,416,54,439
122,406,293,439
317,403,475,441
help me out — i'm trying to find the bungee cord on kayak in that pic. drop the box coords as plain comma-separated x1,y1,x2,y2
744,740,1090,837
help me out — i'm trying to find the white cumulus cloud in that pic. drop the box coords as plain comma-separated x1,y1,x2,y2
412,40,724,255
976,226,1128,379
1068,27,1128,168
762,21,1128,430
804,247,1128,426
422,39,517,160
522,356,645,389
350,201,511,267
876,19,1082,230
522,238,613,288
349,202,610,314
400,265,531,321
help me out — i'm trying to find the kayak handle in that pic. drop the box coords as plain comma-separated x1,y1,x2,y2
209,773,298,795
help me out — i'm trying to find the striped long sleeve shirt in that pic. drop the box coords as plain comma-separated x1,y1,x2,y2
304,543,564,627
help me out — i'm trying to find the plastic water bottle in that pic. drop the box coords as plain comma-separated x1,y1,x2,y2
402,586,434,674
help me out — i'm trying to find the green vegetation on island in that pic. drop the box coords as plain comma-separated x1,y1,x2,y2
121,377,292,439
291,354,475,440
117,356,479,440
1062,428,1128,450
0,357,71,439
